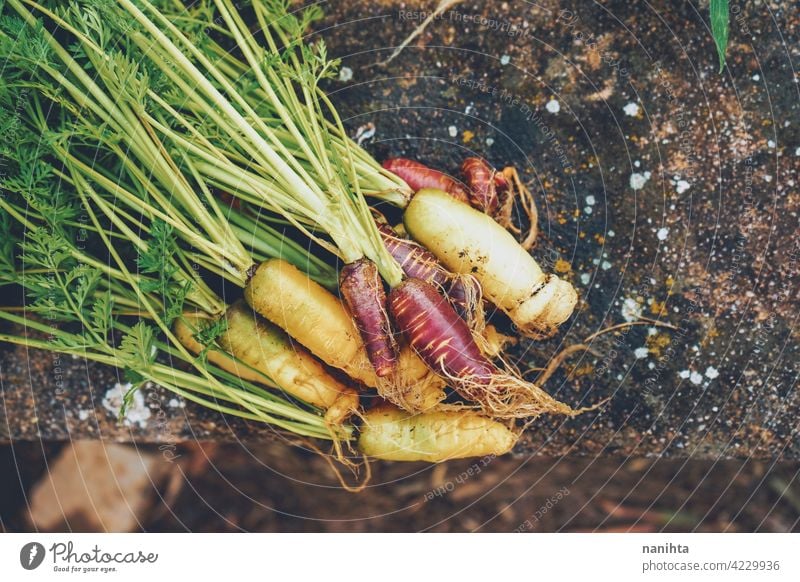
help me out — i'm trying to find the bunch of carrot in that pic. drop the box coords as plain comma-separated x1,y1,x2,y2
0,0,596,466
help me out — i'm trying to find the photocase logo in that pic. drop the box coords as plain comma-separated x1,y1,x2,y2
20,542,46,570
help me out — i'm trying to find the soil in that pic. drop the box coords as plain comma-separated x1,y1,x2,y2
1,0,798,532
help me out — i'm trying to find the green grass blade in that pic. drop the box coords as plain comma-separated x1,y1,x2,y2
710,0,730,72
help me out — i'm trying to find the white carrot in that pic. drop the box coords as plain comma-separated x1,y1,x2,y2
403,188,578,338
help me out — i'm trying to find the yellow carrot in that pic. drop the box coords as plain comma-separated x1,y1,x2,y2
245,258,379,387
175,302,358,425
358,406,517,462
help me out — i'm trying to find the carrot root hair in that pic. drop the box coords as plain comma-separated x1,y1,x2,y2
297,436,372,493
495,166,539,250
444,368,600,420
447,272,486,334
375,360,447,413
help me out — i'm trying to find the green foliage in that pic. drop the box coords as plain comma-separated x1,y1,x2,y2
189,314,228,366
118,321,157,412
20,226,74,272
0,13,53,72
19,227,102,325
137,220,192,324
3,160,78,227
710,0,729,72
119,320,156,370
90,290,114,341
0,0,348,440
257,0,323,41
193,315,228,348
0,212,18,283
136,220,177,279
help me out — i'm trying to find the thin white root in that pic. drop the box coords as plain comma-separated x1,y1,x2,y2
427,347,602,420
378,0,465,66
298,437,372,493
534,343,600,386
496,166,539,250
455,372,597,420
451,272,486,336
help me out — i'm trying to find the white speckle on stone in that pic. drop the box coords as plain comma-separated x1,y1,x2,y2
621,297,641,322
752,74,760,81
634,347,649,359
78,409,90,421
338,66,353,82
103,382,151,428
601,260,612,270
168,398,180,408
586,195,596,206
629,171,651,190
545,99,560,114
607,229,615,237
656,227,669,241
623,102,640,117
584,206,593,215
679,370,690,379
500,54,511,65
485,137,495,146
354,122,376,146
767,139,776,148
580,273,591,285
448,125,458,137
690,371,704,385
675,180,690,194
764,174,773,182
705,366,719,379
795,147,800,156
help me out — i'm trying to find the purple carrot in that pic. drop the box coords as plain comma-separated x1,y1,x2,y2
377,223,450,287
382,157,470,203
377,222,478,318
461,157,499,214
339,259,398,377
389,278,495,386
